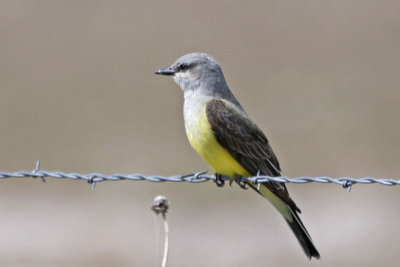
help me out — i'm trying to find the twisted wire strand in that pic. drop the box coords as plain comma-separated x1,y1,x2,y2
0,161,398,190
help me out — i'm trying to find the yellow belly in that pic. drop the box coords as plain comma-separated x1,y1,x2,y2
185,105,250,179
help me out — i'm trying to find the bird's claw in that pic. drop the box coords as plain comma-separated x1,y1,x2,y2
235,176,248,190
213,173,225,187
214,174,248,190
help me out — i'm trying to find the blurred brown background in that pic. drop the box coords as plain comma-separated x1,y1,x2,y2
1,1,399,266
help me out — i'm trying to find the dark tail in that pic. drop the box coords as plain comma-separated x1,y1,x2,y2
286,209,320,259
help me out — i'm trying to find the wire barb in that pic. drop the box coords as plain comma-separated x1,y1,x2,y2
342,180,353,192
32,160,46,183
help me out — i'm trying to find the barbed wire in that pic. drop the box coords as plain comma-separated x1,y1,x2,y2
0,161,398,191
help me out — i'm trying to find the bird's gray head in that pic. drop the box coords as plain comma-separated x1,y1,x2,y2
155,53,232,98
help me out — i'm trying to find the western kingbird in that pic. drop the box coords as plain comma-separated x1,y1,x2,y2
155,53,320,259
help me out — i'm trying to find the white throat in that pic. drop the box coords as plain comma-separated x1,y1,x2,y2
183,91,212,135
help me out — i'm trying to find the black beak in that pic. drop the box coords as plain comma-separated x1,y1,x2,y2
155,67,175,76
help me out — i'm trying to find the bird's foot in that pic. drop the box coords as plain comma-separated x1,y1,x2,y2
213,173,225,187
235,176,248,190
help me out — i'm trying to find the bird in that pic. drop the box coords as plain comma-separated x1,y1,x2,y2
155,53,320,259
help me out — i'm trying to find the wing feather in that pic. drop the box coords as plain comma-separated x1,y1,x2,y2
206,99,300,212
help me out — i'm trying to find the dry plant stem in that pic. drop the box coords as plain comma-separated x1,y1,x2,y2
151,196,169,267
161,213,169,267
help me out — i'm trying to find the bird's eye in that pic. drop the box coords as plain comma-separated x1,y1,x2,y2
179,64,188,71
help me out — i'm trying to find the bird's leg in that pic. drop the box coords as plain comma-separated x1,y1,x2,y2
213,173,225,187
235,175,248,190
